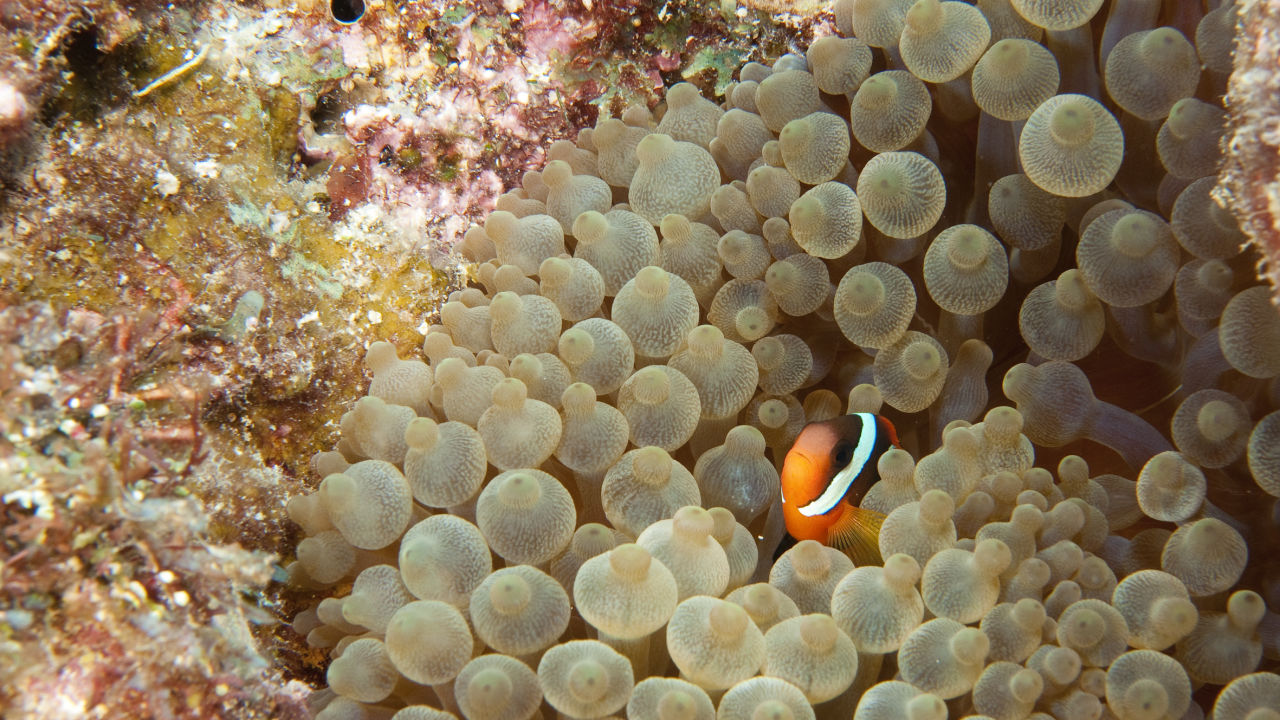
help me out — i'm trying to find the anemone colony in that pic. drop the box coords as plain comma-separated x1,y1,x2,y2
287,1,1280,718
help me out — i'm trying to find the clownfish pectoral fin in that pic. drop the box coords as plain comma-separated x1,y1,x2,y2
827,504,887,568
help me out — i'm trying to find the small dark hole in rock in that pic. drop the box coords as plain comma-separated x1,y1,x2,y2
378,145,396,166
331,0,365,24
40,25,107,122
310,88,344,135
64,25,105,79
41,24,139,123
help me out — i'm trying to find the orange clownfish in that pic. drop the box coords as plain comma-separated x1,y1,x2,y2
777,412,900,566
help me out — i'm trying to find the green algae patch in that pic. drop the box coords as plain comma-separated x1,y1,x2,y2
683,46,748,95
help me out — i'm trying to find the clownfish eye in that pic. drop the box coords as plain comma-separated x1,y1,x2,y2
833,442,854,467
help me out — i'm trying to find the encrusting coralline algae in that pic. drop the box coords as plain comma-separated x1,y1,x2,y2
288,1,1280,719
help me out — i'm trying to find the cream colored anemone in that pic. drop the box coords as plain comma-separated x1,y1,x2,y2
1019,94,1123,198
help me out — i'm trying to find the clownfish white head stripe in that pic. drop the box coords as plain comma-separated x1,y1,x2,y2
796,412,879,517
776,412,902,566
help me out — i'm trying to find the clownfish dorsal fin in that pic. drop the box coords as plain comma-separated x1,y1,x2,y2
827,504,886,568
877,415,902,448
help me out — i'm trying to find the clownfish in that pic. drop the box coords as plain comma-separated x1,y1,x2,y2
777,412,901,566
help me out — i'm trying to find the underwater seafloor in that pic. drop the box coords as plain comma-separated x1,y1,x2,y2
0,0,1277,718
